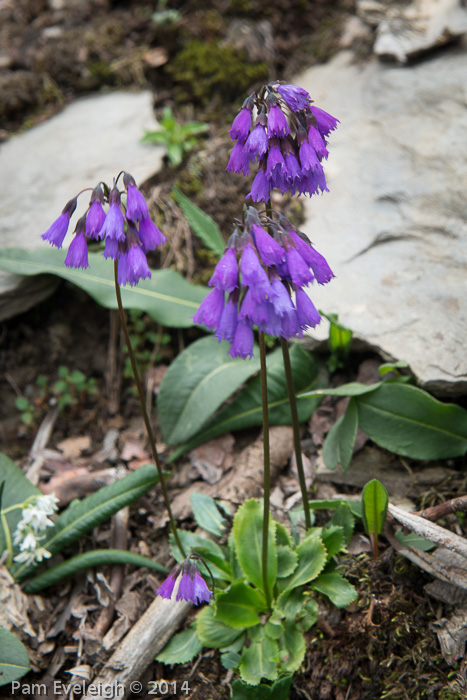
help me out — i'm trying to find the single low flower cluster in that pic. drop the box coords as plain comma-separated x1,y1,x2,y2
227,82,339,201
13,493,59,566
193,207,334,359
41,172,166,286
158,558,212,606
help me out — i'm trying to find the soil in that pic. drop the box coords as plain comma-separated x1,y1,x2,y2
1,1,466,699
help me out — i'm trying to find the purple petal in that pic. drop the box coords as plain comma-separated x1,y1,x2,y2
251,225,285,267
245,124,268,159
64,232,88,269
209,248,238,293
226,142,250,176
100,203,125,242
275,84,311,112
240,245,271,301
138,217,166,251
193,288,225,330
295,288,321,329
228,319,254,359
126,184,149,222
286,248,314,287
86,201,106,240
309,106,339,138
229,108,252,143
267,105,290,138
215,295,238,343
42,212,70,248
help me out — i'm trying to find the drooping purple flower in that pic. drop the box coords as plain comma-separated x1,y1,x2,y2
248,170,270,202
284,152,301,185
193,287,225,330
123,172,149,222
295,287,321,329
215,294,238,343
245,123,268,160
157,566,180,599
309,105,339,137
285,247,314,287
86,200,106,240
267,104,290,138
240,244,271,301
297,166,328,197
251,225,285,267
308,125,329,160
64,231,89,269
266,143,285,179
119,245,151,287
176,562,212,605
289,231,334,284
269,278,293,316
99,187,125,242
275,84,311,112
209,247,238,293
103,236,119,260
41,197,77,248
226,142,250,176
229,108,252,142
239,288,270,326
138,217,166,252
229,319,254,359
299,141,321,173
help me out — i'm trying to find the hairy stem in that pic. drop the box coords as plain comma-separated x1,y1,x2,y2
259,332,272,608
113,261,185,558
280,338,312,530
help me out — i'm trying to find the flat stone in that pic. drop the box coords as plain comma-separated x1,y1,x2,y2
0,90,163,320
299,45,467,395
373,0,467,63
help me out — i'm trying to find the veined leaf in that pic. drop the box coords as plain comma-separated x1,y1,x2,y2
169,343,322,459
322,398,358,472
356,383,467,459
215,581,267,628
240,628,278,685
0,628,30,686
361,479,389,538
234,499,277,596
311,572,358,608
23,549,168,593
0,248,208,328
12,464,160,581
172,187,225,257
196,604,244,649
158,335,260,445
191,492,228,538
156,627,202,665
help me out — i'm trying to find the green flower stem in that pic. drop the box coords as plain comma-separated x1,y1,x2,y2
259,332,272,608
1,510,13,567
280,338,312,531
113,261,186,559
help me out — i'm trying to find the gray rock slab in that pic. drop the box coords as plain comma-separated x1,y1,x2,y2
0,90,164,320
298,45,467,395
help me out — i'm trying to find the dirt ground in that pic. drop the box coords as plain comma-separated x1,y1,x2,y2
1,1,467,699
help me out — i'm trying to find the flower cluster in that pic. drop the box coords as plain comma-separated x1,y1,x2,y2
158,559,212,606
13,493,59,566
193,207,333,359
41,172,166,286
227,82,339,201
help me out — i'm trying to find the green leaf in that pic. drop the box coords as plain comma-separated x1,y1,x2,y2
240,628,278,685
12,464,160,581
280,532,327,592
276,587,307,621
23,549,168,593
0,248,207,328
156,627,202,665
170,344,322,460
0,628,30,686
169,529,232,582
231,675,293,700
394,529,436,551
299,381,382,400
361,479,389,538
221,651,241,670
322,398,358,472
356,383,467,459
159,335,260,445
234,500,277,595
278,623,306,673
321,525,344,560
276,545,298,578
172,187,225,258
0,453,41,557
311,572,357,607
191,492,228,538
196,604,244,649
326,503,355,545
215,581,267,628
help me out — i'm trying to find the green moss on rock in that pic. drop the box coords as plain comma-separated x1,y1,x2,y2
166,39,268,106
